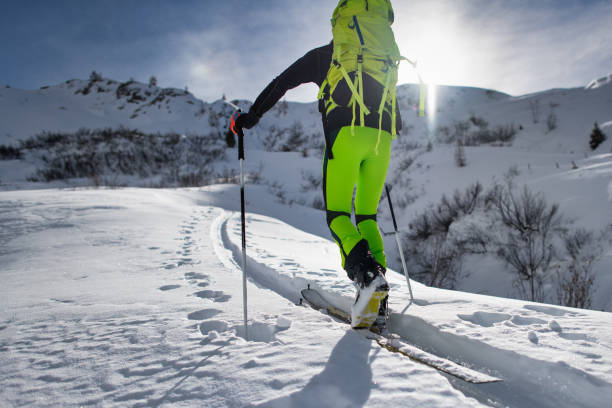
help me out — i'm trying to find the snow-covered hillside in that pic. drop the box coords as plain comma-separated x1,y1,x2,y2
2,73,611,155
1,74,611,312
1,187,612,407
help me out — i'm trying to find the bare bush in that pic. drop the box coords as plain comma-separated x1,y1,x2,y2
494,184,563,302
0,145,22,160
556,229,602,309
454,138,467,167
469,115,489,129
452,182,483,215
546,111,558,132
408,233,464,289
300,170,321,193
529,99,541,124
281,122,307,152
403,184,484,289
23,127,225,187
490,124,517,144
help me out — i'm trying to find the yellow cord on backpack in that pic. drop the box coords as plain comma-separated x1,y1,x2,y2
337,63,371,117
357,53,365,127
375,72,392,155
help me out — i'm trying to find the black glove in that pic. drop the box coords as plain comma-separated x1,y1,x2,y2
235,111,259,130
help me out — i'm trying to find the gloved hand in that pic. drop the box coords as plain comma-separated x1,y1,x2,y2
231,111,259,136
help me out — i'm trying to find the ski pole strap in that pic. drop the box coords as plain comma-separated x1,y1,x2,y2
385,184,399,232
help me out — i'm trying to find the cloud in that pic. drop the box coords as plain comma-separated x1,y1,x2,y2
3,0,611,103
157,1,332,102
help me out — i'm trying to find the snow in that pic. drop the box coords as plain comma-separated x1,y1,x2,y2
2,186,612,407
586,74,612,90
1,72,612,406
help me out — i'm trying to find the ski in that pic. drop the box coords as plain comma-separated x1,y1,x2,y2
301,288,502,384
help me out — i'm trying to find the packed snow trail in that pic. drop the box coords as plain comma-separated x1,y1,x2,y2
218,197,612,408
0,187,486,407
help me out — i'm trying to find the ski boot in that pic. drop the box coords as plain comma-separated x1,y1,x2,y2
345,240,389,329
370,295,389,334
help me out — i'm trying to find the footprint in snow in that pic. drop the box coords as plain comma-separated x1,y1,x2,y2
199,320,229,334
457,311,511,327
187,309,222,320
159,285,181,291
194,290,231,302
184,271,211,286
510,315,547,326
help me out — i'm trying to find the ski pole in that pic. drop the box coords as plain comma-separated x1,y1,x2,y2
385,184,414,302
228,100,248,340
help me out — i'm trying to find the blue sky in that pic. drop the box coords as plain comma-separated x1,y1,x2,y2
1,0,611,102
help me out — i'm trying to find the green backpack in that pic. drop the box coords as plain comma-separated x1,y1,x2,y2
319,0,424,145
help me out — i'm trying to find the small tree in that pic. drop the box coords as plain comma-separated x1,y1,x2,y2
546,110,557,132
589,122,607,150
454,138,467,167
529,99,541,124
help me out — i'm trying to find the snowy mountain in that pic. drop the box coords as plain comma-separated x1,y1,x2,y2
1,73,611,312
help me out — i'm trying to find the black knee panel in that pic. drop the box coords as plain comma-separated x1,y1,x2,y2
326,210,351,227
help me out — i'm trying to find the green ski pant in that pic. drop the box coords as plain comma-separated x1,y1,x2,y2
323,125,392,269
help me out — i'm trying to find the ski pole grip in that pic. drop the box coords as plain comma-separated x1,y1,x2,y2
385,184,399,232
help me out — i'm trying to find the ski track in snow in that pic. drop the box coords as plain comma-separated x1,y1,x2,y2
1,188,612,407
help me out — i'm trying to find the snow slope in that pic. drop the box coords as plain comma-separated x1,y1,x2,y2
1,186,612,407
1,73,611,313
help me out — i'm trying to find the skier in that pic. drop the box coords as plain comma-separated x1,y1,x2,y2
232,0,405,330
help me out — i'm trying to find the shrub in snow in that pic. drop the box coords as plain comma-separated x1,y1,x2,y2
276,100,289,117
403,183,485,289
529,99,541,124
493,184,563,302
438,119,516,146
89,71,103,82
469,115,489,129
300,170,321,193
556,228,603,309
0,145,22,160
76,71,104,95
22,127,226,187
454,138,467,167
589,122,607,150
546,111,558,133
281,122,307,152
400,177,604,309
409,233,464,289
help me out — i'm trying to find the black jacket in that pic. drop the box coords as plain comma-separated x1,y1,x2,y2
249,43,401,136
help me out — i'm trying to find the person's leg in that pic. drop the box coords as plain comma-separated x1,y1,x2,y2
323,126,366,269
354,128,392,268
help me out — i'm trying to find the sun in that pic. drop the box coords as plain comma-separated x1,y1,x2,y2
396,24,469,88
